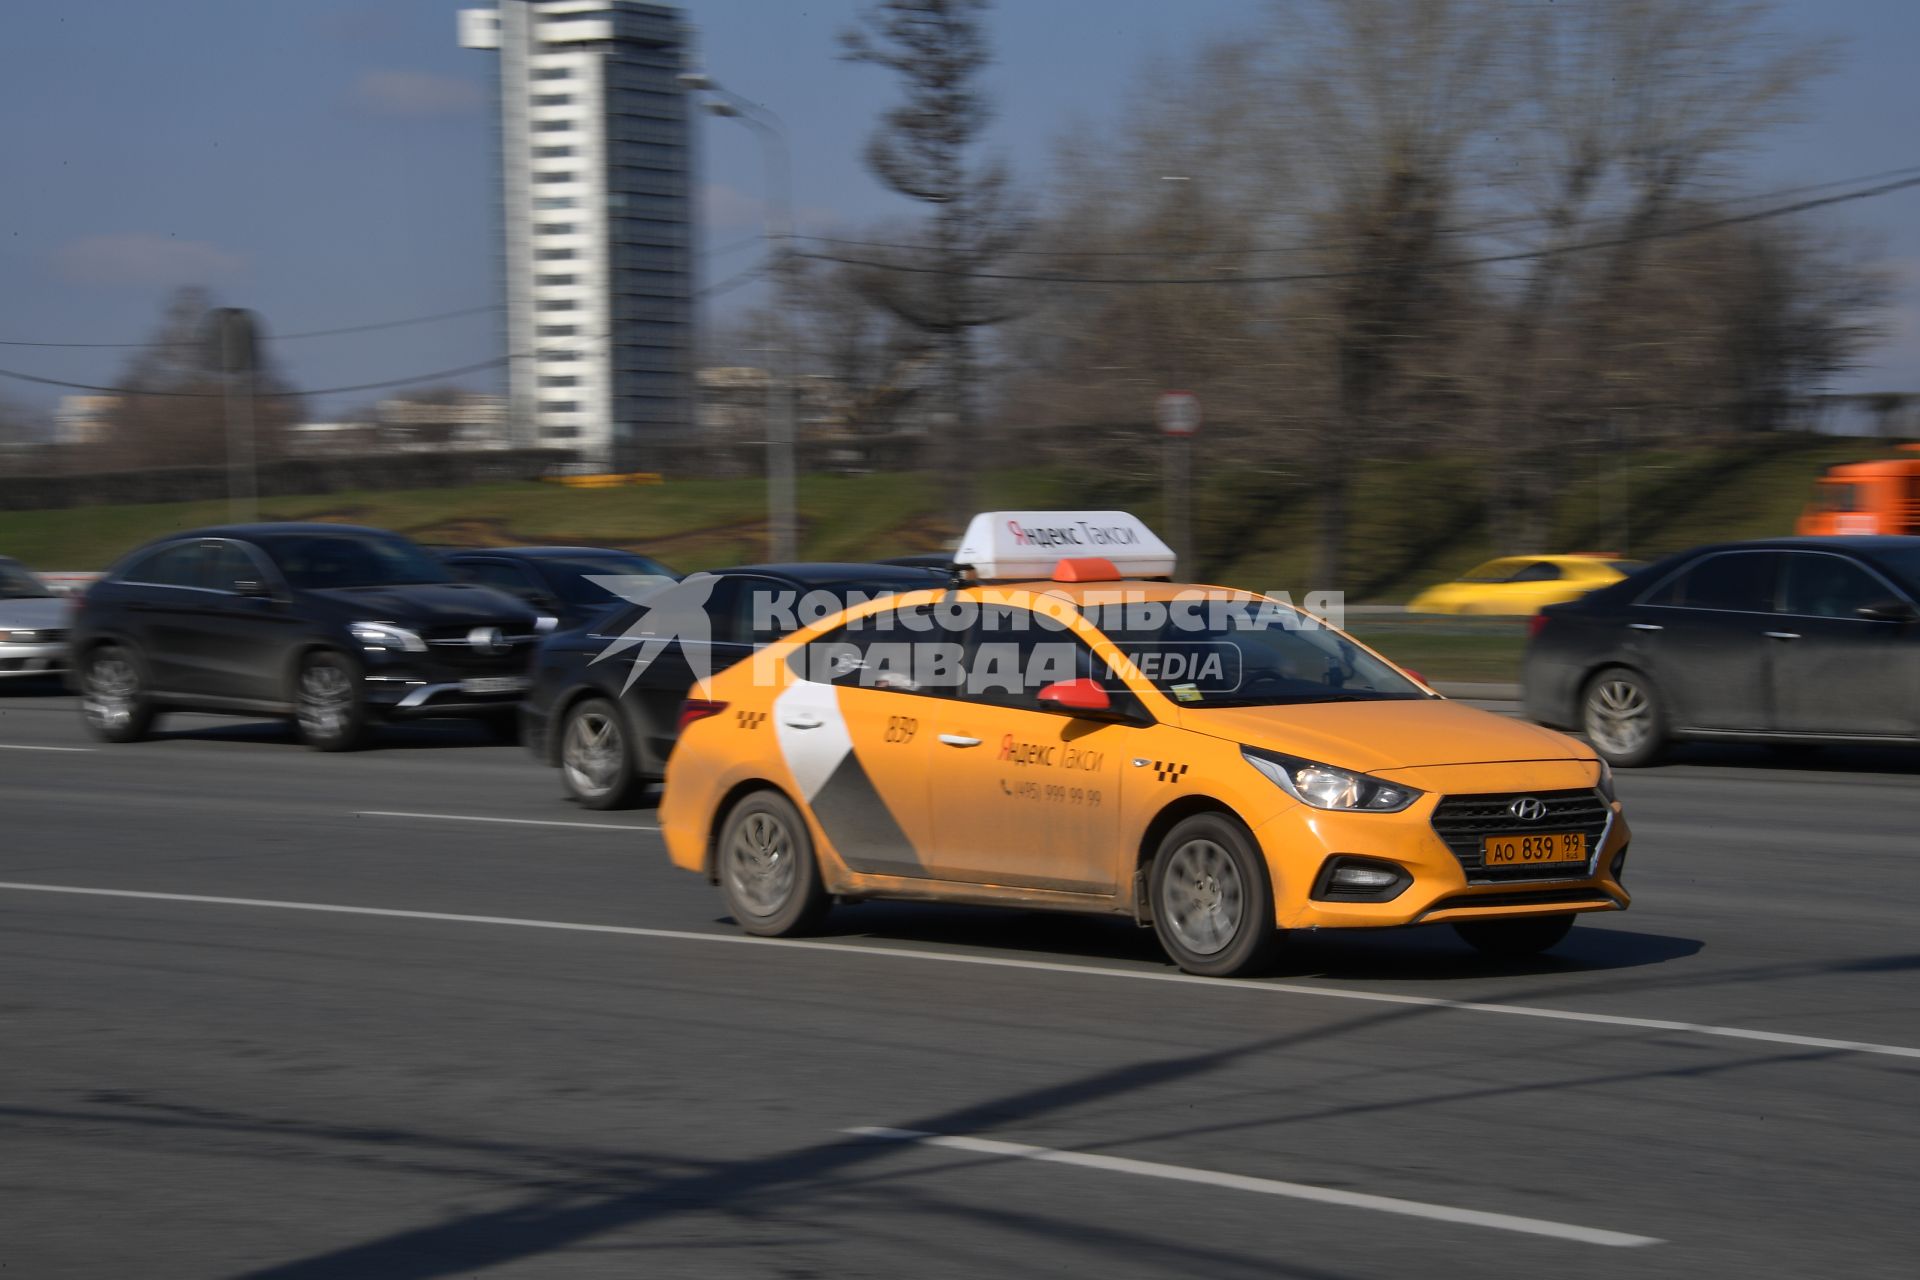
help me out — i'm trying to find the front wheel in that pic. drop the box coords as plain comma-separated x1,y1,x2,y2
79,644,155,743
1148,813,1280,978
1453,914,1575,959
1581,667,1665,768
717,790,829,937
560,697,643,809
295,652,367,751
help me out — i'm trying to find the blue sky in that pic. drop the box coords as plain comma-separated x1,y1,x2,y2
2,0,1917,419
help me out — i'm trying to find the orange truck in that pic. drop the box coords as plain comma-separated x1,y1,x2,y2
1795,444,1920,536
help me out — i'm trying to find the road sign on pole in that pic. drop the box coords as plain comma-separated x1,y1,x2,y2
1157,391,1199,568
1157,390,1201,437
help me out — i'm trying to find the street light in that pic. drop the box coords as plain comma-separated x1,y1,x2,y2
679,71,798,563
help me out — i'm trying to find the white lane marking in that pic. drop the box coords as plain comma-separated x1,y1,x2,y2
0,744,94,753
353,810,658,833
1,880,1916,1062
844,1127,1661,1248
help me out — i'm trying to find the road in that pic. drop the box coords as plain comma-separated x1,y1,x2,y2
3,682,1917,1278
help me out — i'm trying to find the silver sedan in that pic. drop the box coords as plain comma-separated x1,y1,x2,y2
0,557,72,680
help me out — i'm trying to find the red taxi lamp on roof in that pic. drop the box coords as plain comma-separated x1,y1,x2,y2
1052,556,1121,582
953,511,1177,582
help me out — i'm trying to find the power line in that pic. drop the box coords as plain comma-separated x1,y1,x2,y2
695,259,768,301
0,333,609,400
0,302,501,350
787,161,1920,262
795,172,1920,286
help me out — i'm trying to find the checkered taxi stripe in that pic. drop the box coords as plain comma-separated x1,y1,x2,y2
1154,761,1189,784
736,710,768,729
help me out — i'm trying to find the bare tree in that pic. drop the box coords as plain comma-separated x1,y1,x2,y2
841,0,1026,522
103,288,303,472
1486,0,1835,546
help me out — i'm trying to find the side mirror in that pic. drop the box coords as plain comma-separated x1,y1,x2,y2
1036,677,1111,714
1856,598,1918,623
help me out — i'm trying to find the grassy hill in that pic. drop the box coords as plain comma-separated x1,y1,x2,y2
0,435,1900,600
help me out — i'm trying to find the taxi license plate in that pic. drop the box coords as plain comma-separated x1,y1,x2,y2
1482,832,1586,866
461,676,529,695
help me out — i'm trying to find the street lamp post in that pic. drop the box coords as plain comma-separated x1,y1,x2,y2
680,72,798,563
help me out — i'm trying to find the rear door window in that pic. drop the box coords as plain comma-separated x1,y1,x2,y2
1644,551,1782,613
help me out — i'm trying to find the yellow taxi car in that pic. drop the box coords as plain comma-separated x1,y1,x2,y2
1406,554,1642,616
659,513,1630,977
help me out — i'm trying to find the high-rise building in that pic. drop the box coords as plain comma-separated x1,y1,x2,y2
459,1,693,470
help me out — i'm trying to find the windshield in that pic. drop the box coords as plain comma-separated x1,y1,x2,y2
0,561,52,599
260,533,452,590
1456,558,1524,583
1093,600,1424,707
541,554,678,606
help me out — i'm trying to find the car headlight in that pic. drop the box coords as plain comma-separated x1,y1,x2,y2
1243,748,1422,813
349,621,427,653
1596,758,1616,803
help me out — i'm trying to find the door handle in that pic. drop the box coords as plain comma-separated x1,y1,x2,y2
1763,631,1801,641
938,734,982,747
1627,623,1663,632
781,715,823,730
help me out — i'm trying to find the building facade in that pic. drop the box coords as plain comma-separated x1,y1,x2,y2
460,1,693,470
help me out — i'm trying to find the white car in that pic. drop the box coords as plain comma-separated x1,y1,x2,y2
0,557,72,681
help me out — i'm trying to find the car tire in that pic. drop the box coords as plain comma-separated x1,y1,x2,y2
294,651,368,752
79,644,156,743
1453,913,1575,959
1148,812,1280,978
717,790,830,937
1580,667,1665,768
559,697,643,809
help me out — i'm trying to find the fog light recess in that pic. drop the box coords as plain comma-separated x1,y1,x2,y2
1312,856,1412,902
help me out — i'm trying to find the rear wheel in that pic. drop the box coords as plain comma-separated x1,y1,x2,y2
1581,667,1665,768
1453,914,1575,959
79,644,155,743
1148,813,1280,978
295,652,367,751
560,697,642,809
717,790,829,937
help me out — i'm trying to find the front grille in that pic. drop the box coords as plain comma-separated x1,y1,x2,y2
421,625,538,672
1430,788,1610,882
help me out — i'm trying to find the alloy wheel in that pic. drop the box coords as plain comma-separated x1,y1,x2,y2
725,810,797,918
1585,678,1652,758
562,709,622,798
1160,837,1245,957
297,663,355,740
83,654,138,731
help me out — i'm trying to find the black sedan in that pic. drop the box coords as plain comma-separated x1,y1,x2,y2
440,546,679,633
1523,536,1920,765
524,561,945,808
73,524,540,750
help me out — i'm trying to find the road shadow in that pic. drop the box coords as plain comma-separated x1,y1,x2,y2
143,716,514,752
796,901,1700,980
1645,740,1920,776
0,674,70,697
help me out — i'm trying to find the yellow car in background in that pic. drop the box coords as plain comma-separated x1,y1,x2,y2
1407,554,1643,616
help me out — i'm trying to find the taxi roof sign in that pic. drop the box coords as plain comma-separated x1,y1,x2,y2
954,511,1176,582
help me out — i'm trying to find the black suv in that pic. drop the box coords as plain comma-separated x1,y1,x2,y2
524,562,945,807
74,523,543,750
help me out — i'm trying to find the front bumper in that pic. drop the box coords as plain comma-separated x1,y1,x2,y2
359,650,532,720
1252,760,1630,930
0,640,70,678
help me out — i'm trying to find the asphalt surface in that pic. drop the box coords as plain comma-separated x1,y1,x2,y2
3,679,1918,1279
